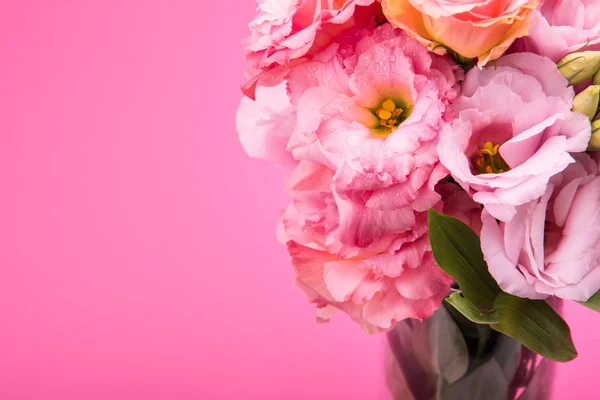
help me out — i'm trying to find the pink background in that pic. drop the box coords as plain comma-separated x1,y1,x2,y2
0,2,596,399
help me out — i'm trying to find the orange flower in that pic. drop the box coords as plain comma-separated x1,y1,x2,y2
382,0,540,66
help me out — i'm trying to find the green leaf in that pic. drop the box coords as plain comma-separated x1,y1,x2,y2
428,209,501,310
493,335,521,383
429,304,469,384
428,209,577,362
445,292,499,324
491,292,577,362
578,290,600,312
438,358,508,400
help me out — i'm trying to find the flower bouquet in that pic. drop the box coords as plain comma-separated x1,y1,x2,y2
236,0,600,398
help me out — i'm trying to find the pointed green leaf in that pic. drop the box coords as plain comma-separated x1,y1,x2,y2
429,304,469,384
445,292,499,325
578,290,600,312
428,208,501,310
492,292,577,362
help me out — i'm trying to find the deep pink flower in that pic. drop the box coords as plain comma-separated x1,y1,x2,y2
438,52,591,222
278,161,452,333
243,0,380,97
516,0,600,62
480,154,600,301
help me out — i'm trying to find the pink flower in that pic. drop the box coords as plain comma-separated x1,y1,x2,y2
243,0,379,97
238,24,460,234
237,20,381,168
515,0,600,62
278,161,453,333
236,67,298,169
288,25,461,231
438,52,591,222
480,154,600,301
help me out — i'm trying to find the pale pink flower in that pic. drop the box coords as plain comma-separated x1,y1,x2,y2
236,66,298,169
237,21,378,168
515,0,600,62
480,154,600,301
243,0,380,97
278,161,452,333
438,52,591,222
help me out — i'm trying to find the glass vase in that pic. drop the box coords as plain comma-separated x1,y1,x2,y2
385,302,558,400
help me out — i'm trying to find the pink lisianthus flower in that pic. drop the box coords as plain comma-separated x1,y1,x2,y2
237,17,382,168
243,0,380,97
236,66,299,169
287,24,461,240
438,52,591,222
278,161,453,333
515,0,600,62
480,154,600,301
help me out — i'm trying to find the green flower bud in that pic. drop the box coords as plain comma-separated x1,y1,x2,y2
573,85,600,121
588,120,600,150
558,51,600,85
594,68,600,86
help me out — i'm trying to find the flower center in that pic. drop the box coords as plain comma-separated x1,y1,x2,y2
375,99,405,129
472,141,511,175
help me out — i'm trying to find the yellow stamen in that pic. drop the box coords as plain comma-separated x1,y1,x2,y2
372,99,410,137
472,140,510,175
484,141,495,153
381,119,396,128
382,99,396,112
479,141,501,156
377,109,393,120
